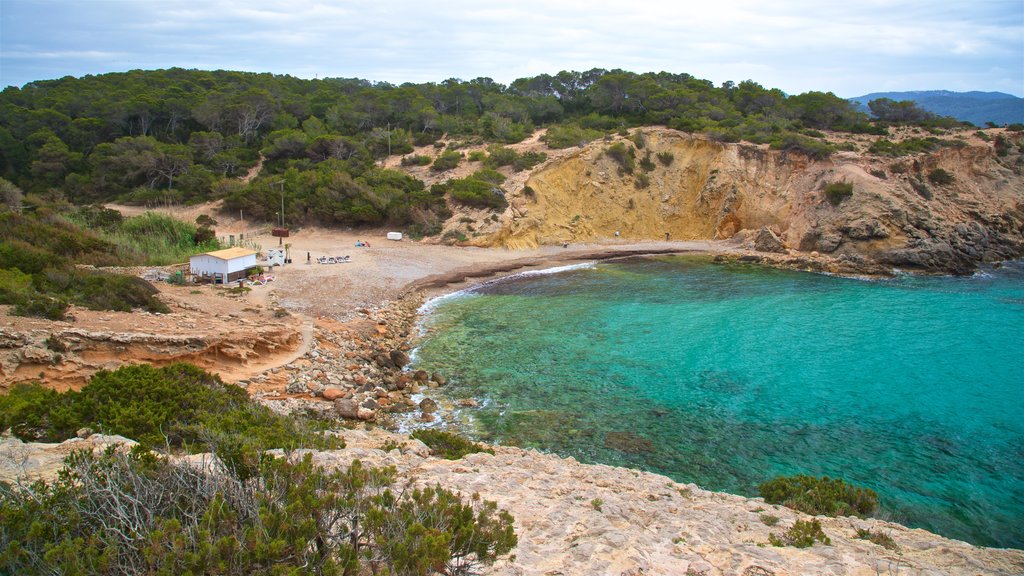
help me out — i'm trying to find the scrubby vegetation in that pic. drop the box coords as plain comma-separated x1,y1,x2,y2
432,170,509,211
0,205,188,319
759,475,878,518
768,519,831,548
855,528,899,550
927,168,954,185
0,363,339,455
411,429,495,460
823,181,854,206
605,141,636,174
0,448,516,575
0,362,517,575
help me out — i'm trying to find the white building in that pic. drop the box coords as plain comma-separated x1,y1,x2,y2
189,247,258,284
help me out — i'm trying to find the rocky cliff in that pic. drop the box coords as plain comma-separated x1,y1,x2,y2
487,128,1024,274
4,430,1022,575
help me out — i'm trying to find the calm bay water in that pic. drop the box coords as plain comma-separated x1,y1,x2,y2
410,256,1024,548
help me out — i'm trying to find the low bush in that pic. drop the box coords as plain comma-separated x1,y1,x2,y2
768,519,831,548
401,154,433,167
0,449,516,576
770,134,834,159
868,137,941,156
639,153,656,172
606,142,635,174
411,429,495,460
927,168,954,185
823,181,854,206
759,475,878,518
656,152,675,166
431,150,463,172
855,528,899,550
542,124,605,149
0,363,340,457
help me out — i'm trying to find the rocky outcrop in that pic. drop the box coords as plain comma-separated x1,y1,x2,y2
251,295,445,423
5,429,1022,575
484,128,1024,274
0,323,301,391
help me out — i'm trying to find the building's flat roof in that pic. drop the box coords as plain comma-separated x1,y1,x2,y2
193,247,258,261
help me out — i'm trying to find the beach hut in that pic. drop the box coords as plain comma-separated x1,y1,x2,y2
189,247,258,284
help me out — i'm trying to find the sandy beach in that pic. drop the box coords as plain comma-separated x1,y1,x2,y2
248,226,735,320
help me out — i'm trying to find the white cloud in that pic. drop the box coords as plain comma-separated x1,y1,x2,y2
0,0,1020,96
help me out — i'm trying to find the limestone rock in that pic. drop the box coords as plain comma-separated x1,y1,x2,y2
321,387,345,401
753,227,786,253
389,349,410,368
419,397,438,413
333,398,360,419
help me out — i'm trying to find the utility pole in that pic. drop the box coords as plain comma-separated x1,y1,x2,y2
275,180,285,227
387,122,391,157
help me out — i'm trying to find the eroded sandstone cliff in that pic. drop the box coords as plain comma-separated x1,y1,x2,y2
487,129,1024,273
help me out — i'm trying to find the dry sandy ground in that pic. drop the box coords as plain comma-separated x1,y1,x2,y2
246,226,730,320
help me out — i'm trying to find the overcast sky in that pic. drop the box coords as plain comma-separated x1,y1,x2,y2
2,0,1022,97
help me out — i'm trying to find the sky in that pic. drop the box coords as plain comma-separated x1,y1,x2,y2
1,0,1022,97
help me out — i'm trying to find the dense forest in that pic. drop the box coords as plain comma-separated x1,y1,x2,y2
0,68,965,233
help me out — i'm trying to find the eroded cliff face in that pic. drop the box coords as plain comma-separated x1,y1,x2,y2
486,129,1024,273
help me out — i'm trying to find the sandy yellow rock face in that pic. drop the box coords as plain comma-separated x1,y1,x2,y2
484,128,1024,273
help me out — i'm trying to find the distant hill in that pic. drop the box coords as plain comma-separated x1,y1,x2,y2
848,90,1024,126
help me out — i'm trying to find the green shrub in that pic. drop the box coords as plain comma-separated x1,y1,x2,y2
0,450,516,576
770,134,834,159
769,519,831,548
630,130,646,149
759,475,878,517
483,145,518,167
511,151,546,171
639,153,656,172
12,294,69,320
401,154,433,167
471,168,507,186
467,150,487,162
656,152,675,166
760,514,780,526
542,124,604,149
0,363,340,454
431,150,463,172
635,173,651,189
606,142,635,174
823,181,854,206
855,528,899,550
411,429,495,460
868,137,941,156
927,168,954,185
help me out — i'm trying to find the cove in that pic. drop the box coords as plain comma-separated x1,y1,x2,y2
410,256,1024,548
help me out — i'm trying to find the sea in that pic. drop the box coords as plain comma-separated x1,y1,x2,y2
408,255,1024,549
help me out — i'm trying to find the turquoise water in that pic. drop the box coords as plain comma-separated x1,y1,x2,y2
410,256,1024,548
